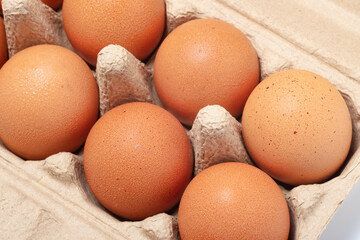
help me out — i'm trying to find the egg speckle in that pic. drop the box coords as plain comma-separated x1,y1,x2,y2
0,44,99,160
83,102,193,220
62,0,165,66
153,18,259,126
178,162,290,240
242,69,352,185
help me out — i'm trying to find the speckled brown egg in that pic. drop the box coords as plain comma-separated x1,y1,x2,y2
83,102,193,220
153,18,259,126
62,0,165,66
0,44,99,160
0,17,7,68
242,69,352,185
178,162,290,240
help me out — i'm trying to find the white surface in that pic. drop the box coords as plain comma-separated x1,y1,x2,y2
319,178,360,240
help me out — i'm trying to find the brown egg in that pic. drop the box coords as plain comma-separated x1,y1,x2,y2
0,0,63,13
178,162,290,240
83,102,193,220
62,0,165,66
0,44,99,160
153,18,259,126
0,17,7,68
41,0,63,10
242,69,352,185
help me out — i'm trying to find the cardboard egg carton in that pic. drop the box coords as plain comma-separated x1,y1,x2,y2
0,0,359,239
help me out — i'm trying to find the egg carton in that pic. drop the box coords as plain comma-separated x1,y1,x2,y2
0,0,359,239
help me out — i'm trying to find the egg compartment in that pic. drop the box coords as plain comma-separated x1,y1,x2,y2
0,0,360,239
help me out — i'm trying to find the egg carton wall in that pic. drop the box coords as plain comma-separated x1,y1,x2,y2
0,0,359,239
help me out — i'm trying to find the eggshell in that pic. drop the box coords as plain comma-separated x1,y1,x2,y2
62,0,165,66
0,17,7,68
41,0,63,10
0,0,63,13
83,102,193,220
242,69,352,185
0,44,99,160
153,18,259,126
178,162,290,240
